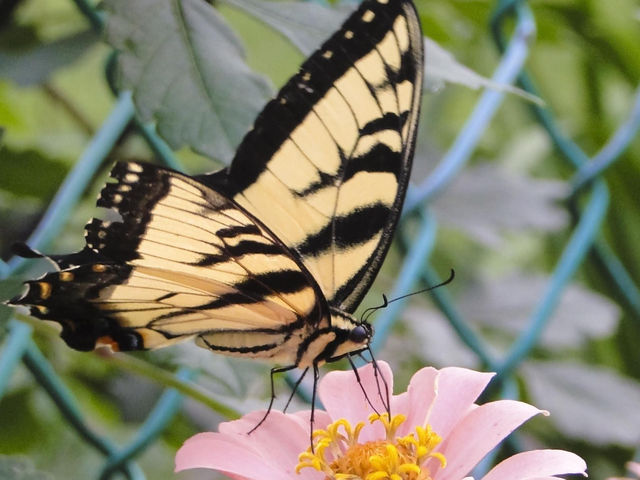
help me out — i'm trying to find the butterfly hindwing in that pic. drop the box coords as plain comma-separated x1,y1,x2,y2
209,0,424,312
14,162,321,360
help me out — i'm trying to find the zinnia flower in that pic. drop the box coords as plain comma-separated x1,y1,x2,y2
608,462,640,480
175,362,586,479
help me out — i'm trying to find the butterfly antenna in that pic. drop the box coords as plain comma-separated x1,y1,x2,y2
359,269,455,324
361,294,389,324
248,365,296,435
347,354,381,415
388,269,455,305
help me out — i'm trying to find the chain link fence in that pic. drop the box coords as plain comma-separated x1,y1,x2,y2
1,0,639,478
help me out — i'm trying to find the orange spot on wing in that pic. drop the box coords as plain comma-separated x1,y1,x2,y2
96,336,120,352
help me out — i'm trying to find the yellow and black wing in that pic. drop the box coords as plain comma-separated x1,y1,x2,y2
10,0,423,363
205,0,424,312
13,162,320,361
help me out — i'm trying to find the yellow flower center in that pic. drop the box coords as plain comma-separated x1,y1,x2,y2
296,414,446,480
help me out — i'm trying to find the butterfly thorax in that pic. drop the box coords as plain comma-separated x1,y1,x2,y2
295,307,372,368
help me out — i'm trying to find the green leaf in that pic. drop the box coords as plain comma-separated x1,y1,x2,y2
423,38,543,103
0,148,68,199
104,0,273,163
223,0,350,56
224,0,541,101
0,456,53,480
0,30,98,87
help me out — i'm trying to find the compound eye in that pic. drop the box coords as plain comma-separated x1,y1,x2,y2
349,325,369,344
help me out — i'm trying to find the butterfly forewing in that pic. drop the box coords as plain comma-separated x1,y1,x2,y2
213,0,424,312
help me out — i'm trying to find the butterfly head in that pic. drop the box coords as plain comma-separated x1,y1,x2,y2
348,322,373,345
323,308,373,363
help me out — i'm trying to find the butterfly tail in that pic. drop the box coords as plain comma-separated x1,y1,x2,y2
9,261,142,352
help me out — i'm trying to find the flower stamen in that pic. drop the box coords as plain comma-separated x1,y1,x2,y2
296,414,446,480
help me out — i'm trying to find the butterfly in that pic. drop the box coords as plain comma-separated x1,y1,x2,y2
10,0,424,424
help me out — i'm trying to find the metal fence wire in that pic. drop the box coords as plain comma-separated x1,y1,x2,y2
1,0,639,478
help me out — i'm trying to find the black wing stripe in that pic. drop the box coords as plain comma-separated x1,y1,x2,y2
297,203,391,256
199,335,282,355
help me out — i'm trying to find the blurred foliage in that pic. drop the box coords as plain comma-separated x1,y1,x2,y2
0,0,639,479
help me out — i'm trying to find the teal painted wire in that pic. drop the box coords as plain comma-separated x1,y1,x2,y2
71,0,104,30
496,181,610,379
571,84,640,194
491,1,640,320
490,0,525,48
136,122,185,171
590,239,640,318
369,211,438,354
6,91,135,274
23,342,144,480
405,4,535,211
0,321,32,398
579,86,640,317
99,368,194,480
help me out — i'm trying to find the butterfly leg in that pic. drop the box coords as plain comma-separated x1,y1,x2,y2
347,354,381,415
283,367,309,413
367,348,391,415
309,363,320,452
248,364,297,434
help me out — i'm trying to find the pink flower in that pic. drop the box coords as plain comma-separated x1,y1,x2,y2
175,362,586,480
608,462,640,480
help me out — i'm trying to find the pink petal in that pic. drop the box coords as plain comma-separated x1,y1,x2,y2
628,462,640,476
401,366,438,436
319,361,393,441
293,409,333,431
217,410,310,474
391,391,410,424
175,432,283,478
425,367,495,438
481,450,587,480
431,400,544,480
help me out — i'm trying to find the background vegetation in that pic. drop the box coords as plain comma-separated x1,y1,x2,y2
0,0,638,478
